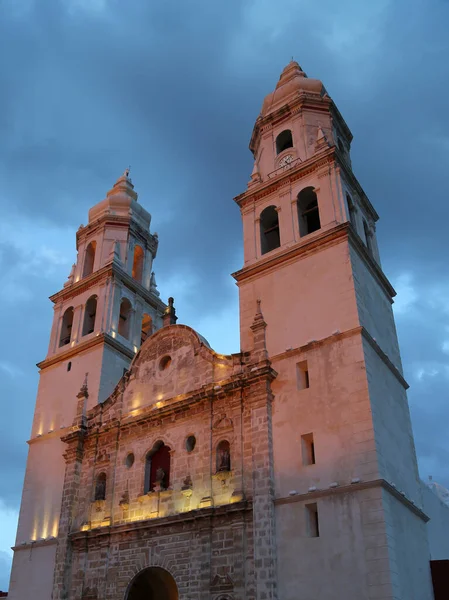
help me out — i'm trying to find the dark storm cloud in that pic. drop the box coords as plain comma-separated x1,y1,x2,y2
1,0,449,586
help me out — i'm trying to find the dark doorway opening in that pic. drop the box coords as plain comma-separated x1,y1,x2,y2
126,567,178,600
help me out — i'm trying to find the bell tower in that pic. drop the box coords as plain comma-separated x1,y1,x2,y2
8,171,166,600
233,62,434,599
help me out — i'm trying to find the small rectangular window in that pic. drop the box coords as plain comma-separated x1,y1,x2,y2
305,502,319,537
296,361,309,390
301,433,316,466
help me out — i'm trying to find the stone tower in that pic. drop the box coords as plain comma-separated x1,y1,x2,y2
8,64,442,600
233,61,434,599
8,171,166,599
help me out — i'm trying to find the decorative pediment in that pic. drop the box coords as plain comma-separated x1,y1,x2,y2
95,449,110,464
121,325,235,414
210,571,234,592
212,414,233,432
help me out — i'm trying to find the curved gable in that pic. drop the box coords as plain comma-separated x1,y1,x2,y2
123,325,234,414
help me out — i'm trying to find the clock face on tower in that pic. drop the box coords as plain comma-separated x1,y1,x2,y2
278,154,294,167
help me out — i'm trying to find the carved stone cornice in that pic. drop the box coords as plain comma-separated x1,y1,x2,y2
232,222,396,302
249,93,333,154
37,332,135,370
69,500,252,547
61,427,87,463
49,263,166,314
275,479,428,522
76,214,157,255
235,147,336,210
269,325,408,390
237,147,378,224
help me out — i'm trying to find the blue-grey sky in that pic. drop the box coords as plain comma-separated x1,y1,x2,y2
1,0,449,590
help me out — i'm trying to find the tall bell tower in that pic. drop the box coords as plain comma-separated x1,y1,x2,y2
233,62,434,599
8,171,166,600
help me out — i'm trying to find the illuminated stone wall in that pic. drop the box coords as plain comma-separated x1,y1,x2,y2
51,322,276,599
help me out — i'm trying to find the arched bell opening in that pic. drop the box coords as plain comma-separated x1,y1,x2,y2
125,566,178,600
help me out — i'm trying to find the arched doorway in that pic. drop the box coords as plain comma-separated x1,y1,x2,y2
126,567,178,600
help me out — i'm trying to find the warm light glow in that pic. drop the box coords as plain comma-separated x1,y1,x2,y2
157,393,164,401
52,519,59,537
133,345,138,353
81,523,89,532
111,331,116,339
199,498,213,508
131,392,143,410
75,276,80,283
156,401,163,408
71,341,75,347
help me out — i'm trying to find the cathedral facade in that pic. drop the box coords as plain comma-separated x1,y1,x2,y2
8,62,444,599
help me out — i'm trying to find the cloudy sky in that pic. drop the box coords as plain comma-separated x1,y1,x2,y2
1,0,449,590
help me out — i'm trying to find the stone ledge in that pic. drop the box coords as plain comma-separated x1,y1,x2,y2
269,326,409,390
12,536,58,551
70,500,252,542
275,478,428,522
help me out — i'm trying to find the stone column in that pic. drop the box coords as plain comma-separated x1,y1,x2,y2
52,385,87,600
246,301,278,600
248,384,278,600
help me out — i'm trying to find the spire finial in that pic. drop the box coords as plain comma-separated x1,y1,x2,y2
74,373,89,426
124,166,131,178
251,299,266,329
250,299,268,359
80,372,88,394
163,297,178,327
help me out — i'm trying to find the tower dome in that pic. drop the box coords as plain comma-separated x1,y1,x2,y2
261,61,323,117
88,170,151,228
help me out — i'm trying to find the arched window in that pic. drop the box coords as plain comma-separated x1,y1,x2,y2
82,241,96,278
276,129,293,154
363,220,373,255
141,313,152,345
94,473,106,501
144,442,171,493
82,295,97,336
132,245,144,283
216,440,231,473
297,187,321,237
346,194,357,230
260,206,280,255
59,307,74,347
118,298,132,339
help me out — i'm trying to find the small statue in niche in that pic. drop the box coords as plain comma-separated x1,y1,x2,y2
119,490,130,510
154,467,166,490
217,441,231,472
182,475,193,491
94,473,106,502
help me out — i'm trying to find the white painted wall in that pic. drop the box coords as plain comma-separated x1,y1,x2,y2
7,543,56,600
350,245,402,372
422,483,449,560
363,339,421,504
383,490,434,600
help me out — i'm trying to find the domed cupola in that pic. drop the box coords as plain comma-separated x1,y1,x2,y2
88,169,151,229
261,61,323,118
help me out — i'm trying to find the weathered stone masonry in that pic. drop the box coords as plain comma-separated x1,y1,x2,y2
52,322,277,599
